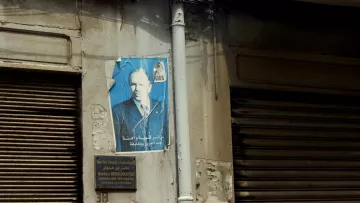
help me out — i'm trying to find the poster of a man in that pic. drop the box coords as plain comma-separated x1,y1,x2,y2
110,58,169,152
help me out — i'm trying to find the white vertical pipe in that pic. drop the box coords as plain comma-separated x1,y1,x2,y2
171,2,194,203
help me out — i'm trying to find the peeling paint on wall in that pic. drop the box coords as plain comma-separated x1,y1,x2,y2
204,196,229,203
196,159,234,203
91,104,108,120
91,104,112,151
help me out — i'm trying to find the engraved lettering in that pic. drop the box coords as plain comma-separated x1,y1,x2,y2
95,156,136,190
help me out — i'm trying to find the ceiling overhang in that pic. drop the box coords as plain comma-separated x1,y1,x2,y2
296,0,360,7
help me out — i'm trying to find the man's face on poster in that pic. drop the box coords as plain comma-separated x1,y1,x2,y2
129,71,152,103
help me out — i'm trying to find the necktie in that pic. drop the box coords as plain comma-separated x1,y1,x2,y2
141,104,149,118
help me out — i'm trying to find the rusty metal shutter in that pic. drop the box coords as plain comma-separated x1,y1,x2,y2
231,88,360,203
0,68,82,203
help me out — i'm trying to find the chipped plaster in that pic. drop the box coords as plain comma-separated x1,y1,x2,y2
196,159,234,203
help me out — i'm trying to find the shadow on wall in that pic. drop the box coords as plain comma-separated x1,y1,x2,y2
0,0,171,60
182,0,360,66
223,0,360,58
182,3,228,64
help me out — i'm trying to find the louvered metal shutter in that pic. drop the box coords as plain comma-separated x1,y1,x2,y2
231,88,360,203
0,68,82,203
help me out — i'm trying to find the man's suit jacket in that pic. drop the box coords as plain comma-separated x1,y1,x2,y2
112,99,168,152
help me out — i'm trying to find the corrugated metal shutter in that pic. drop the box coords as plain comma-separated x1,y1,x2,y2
0,68,82,203
231,88,360,203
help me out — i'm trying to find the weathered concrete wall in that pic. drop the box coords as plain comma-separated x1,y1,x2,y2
81,1,176,202
0,0,176,202
184,6,234,203
187,37,234,202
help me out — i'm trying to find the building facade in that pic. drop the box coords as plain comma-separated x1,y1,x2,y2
1,0,360,203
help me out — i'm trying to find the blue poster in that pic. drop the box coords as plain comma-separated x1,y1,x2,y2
110,58,169,152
